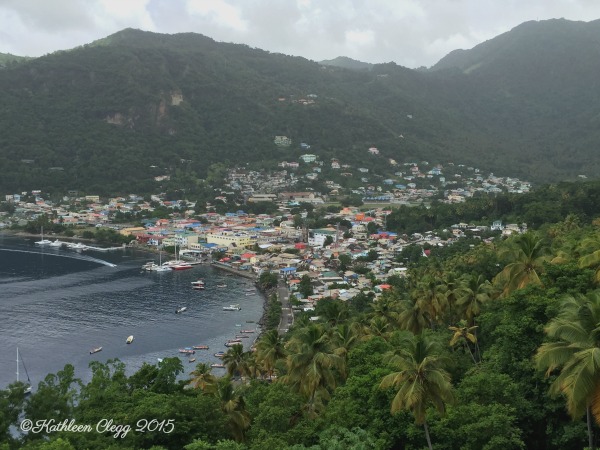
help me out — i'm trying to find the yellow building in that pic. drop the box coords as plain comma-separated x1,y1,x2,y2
206,231,256,249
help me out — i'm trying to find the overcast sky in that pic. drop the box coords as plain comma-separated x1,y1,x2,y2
1,0,600,68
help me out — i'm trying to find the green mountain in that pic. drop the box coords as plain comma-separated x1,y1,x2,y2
1,20,600,195
319,56,373,71
0,52,30,68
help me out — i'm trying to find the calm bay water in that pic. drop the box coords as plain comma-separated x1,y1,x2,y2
0,233,263,390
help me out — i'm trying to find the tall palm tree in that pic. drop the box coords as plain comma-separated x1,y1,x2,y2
282,324,344,416
380,333,454,450
411,273,448,326
398,297,431,335
222,344,247,379
215,377,251,442
578,235,600,284
189,362,217,393
448,324,479,364
332,322,360,379
365,315,392,341
370,293,401,329
457,274,494,325
438,271,469,322
493,232,550,297
255,329,286,380
535,291,600,449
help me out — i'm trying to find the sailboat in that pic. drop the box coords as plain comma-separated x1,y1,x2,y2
34,226,52,246
154,247,171,272
16,348,32,395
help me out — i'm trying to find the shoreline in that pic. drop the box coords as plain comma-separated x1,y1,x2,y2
210,262,270,342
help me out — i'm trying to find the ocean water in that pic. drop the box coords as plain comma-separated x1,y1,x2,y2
0,233,263,390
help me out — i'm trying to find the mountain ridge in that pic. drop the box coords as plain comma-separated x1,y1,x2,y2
0,20,599,195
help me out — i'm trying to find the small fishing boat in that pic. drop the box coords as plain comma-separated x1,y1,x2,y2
176,306,187,314
235,335,250,339
246,320,255,323
223,304,241,311
214,351,225,358
227,338,242,343
89,346,103,354
225,342,242,347
192,345,209,350
179,348,195,355
126,335,134,344
241,329,256,334
210,363,225,368
235,323,242,327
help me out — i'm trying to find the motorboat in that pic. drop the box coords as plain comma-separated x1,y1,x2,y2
227,338,242,343
241,329,256,333
89,346,103,354
141,261,157,271
225,341,242,347
214,351,225,358
126,335,134,344
216,284,227,288
210,363,225,368
154,265,172,273
179,348,195,355
192,284,205,290
49,239,63,247
223,304,241,311
235,335,250,339
191,279,205,286
176,306,187,314
66,242,88,251
188,358,196,363
192,345,209,350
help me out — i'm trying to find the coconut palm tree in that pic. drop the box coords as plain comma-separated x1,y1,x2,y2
448,324,479,364
215,377,251,442
493,232,551,297
365,315,393,341
255,329,286,380
397,297,430,335
189,362,217,393
535,291,600,449
457,274,494,325
222,344,247,379
411,273,448,326
370,293,401,329
577,235,600,284
332,322,360,379
380,333,454,450
282,324,344,416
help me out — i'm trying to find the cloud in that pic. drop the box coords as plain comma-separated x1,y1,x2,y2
185,0,247,32
1,1,600,66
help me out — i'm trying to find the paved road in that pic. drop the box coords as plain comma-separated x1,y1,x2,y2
277,279,294,334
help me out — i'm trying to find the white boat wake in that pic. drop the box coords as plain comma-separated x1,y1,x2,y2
0,248,117,267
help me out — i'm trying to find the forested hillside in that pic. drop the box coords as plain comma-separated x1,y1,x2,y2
1,19,600,194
